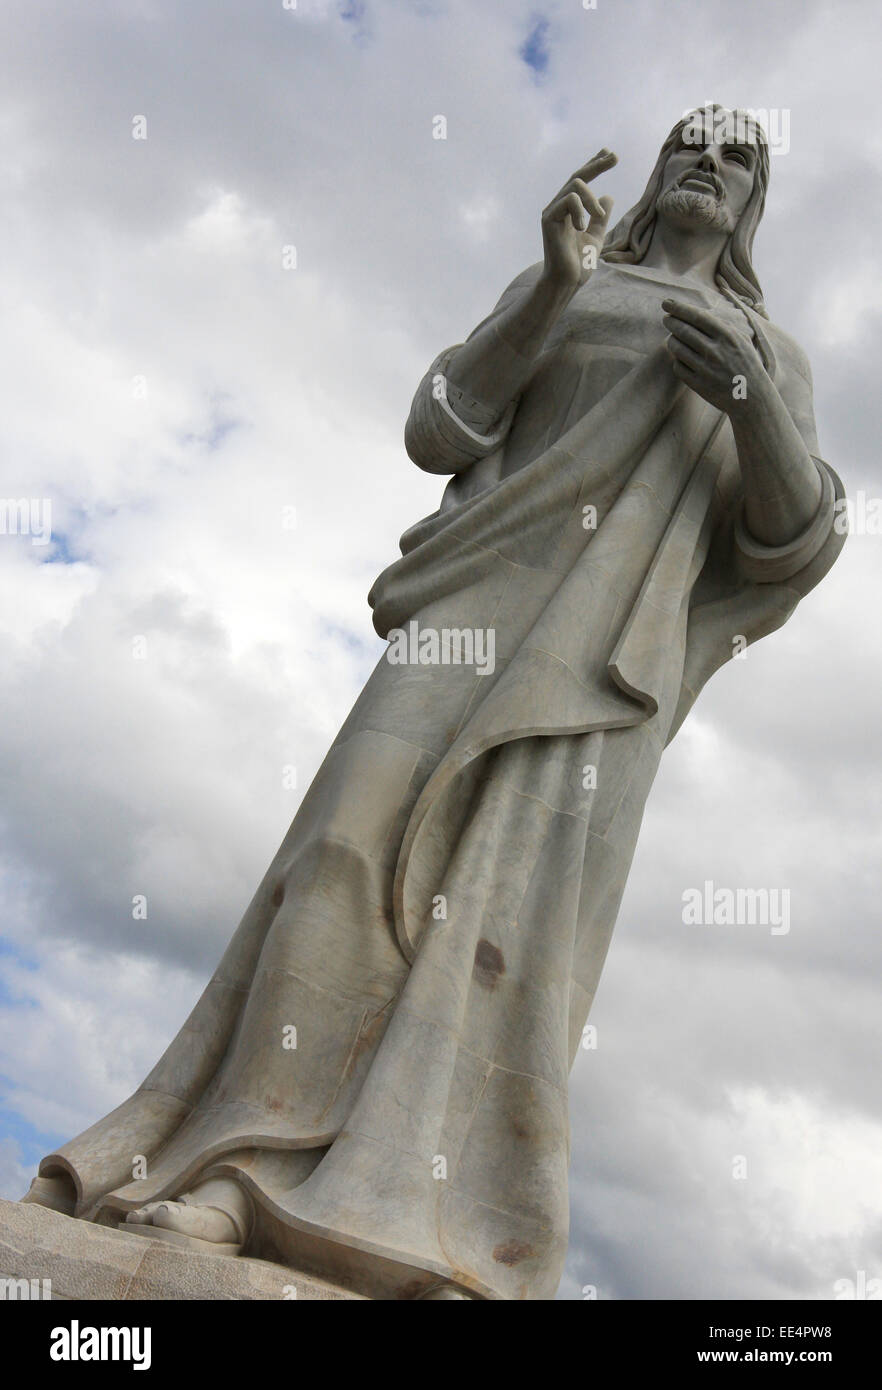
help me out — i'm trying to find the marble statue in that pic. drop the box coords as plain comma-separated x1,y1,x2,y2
23,106,846,1300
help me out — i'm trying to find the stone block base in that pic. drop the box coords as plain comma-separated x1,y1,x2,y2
0,1197,362,1300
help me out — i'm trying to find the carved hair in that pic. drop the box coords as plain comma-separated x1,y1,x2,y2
601,105,771,318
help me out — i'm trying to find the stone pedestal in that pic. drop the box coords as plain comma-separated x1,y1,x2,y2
0,1197,362,1300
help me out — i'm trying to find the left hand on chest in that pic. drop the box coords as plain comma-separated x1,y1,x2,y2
661,297,767,413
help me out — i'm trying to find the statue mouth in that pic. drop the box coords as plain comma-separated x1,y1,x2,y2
677,172,723,198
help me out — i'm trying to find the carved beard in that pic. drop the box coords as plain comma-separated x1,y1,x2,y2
657,185,730,231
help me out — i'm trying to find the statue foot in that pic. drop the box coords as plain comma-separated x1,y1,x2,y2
21,1173,76,1217
124,1176,252,1255
124,1202,169,1226
151,1200,241,1244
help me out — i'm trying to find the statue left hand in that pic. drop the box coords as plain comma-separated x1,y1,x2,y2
661,297,769,414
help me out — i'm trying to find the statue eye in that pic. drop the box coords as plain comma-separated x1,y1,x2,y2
726,149,749,167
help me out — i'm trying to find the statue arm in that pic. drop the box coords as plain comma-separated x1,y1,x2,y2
443,263,575,424
728,352,825,548
730,349,841,583
662,298,833,554
404,262,576,475
405,150,617,475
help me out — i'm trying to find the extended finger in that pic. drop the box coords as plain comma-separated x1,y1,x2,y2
663,316,715,354
572,149,618,184
661,297,727,337
547,151,617,207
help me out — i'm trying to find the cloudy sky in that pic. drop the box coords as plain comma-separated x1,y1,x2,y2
1,0,880,1300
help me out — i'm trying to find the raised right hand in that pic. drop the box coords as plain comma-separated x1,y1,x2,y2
541,149,617,291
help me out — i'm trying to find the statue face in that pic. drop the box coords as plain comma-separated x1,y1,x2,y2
655,114,759,235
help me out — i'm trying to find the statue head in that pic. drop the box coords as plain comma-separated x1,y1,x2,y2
601,105,771,317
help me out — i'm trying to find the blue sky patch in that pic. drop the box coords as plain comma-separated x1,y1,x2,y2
520,16,551,76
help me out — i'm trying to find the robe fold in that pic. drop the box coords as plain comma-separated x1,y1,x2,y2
35,261,845,1299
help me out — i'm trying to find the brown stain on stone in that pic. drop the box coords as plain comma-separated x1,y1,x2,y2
473,938,505,989
271,882,285,909
492,1240,534,1266
397,1278,430,1301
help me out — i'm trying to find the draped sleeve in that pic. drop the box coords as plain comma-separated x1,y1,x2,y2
730,330,839,584
403,262,544,475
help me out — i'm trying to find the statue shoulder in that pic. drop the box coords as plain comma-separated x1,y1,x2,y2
501,261,545,295
463,261,545,342
486,261,545,318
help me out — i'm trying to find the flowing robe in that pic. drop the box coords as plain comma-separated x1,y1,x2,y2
36,260,845,1299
